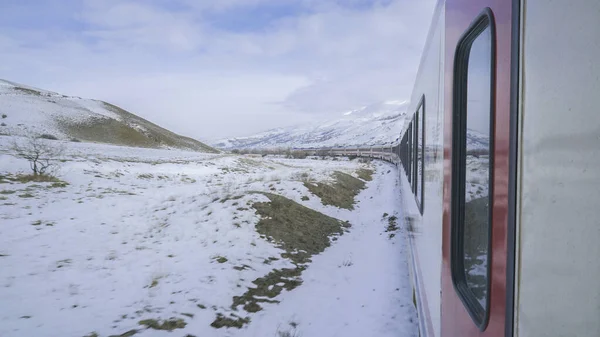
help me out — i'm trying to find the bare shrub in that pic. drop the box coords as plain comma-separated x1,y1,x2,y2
466,148,489,158
341,258,353,267
315,149,330,158
39,133,59,140
286,150,307,159
11,135,65,176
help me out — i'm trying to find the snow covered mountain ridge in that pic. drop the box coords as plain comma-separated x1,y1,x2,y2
0,79,218,153
213,100,409,150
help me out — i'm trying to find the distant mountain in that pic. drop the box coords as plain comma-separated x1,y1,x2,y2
0,79,218,153
466,129,490,151
213,101,409,150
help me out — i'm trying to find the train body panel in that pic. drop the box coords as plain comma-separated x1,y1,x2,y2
401,2,446,336
515,1,600,336
441,1,514,336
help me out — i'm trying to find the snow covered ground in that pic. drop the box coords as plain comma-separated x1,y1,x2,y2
0,136,417,337
465,154,489,203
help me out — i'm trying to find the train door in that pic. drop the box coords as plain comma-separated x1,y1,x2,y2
441,1,517,337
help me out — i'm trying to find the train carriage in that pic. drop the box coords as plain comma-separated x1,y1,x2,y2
399,0,600,336
313,1,600,336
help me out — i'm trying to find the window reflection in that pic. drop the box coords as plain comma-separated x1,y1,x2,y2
463,25,492,308
408,122,413,185
417,103,424,208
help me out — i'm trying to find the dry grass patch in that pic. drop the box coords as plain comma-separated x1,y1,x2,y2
233,264,252,271
49,181,69,188
356,168,374,181
55,101,218,153
385,215,400,238
211,313,250,329
148,276,161,288
303,171,366,210
212,192,349,329
0,174,16,183
3,173,69,189
15,174,63,183
138,318,186,331
13,86,42,96
230,267,300,313
213,256,228,264
253,192,346,258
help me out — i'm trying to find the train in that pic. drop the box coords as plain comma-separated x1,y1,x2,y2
300,1,600,336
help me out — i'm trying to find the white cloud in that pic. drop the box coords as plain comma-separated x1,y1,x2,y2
0,0,436,140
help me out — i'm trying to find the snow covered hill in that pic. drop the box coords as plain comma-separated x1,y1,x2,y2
213,101,409,150
466,128,490,151
0,79,218,153
213,99,491,153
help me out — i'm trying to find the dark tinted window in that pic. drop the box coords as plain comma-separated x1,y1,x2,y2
463,24,491,308
416,97,425,213
451,10,494,328
407,122,413,185
413,114,418,194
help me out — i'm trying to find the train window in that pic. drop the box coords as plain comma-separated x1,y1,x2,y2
450,9,495,329
415,95,425,214
412,114,418,194
407,122,413,185
403,133,408,173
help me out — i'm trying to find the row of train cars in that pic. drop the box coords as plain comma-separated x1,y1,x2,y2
296,0,600,336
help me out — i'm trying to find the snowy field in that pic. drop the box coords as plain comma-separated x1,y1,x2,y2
0,136,417,337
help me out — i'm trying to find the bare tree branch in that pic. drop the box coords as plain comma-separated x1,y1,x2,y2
11,134,65,176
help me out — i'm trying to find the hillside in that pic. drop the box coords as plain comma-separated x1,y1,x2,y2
213,101,408,150
0,79,218,153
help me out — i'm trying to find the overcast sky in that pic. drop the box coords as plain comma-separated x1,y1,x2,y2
0,0,436,141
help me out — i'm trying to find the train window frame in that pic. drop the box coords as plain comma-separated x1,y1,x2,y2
411,118,414,188
415,95,425,214
407,121,413,185
450,7,496,330
412,113,418,195
405,133,408,174
404,133,408,173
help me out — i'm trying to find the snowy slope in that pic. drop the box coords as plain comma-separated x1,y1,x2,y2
213,101,409,150
0,79,218,153
466,128,490,151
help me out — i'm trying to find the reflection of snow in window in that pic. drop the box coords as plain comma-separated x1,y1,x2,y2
417,102,424,209
462,25,491,309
